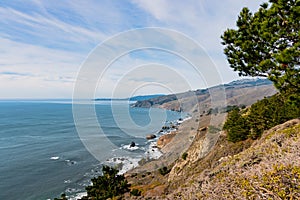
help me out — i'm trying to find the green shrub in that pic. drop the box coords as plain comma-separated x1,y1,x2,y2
247,94,300,139
223,107,249,142
159,166,171,176
130,189,141,196
182,152,188,160
81,165,130,200
223,93,300,142
239,104,246,109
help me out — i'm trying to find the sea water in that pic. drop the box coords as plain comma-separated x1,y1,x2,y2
0,100,182,200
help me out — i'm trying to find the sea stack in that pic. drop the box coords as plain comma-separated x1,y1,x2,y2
130,141,136,148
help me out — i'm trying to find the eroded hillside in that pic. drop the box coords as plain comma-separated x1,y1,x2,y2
127,119,300,199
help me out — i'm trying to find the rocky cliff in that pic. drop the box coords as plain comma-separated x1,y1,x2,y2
123,79,300,199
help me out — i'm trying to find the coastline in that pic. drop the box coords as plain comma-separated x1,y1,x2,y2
118,113,192,174
69,108,228,199
122,112,228,198
114,113,191,174
69,112,190,200
126,114,195,174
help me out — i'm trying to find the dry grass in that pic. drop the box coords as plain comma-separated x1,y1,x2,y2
197,119,300,199
125,119,300,199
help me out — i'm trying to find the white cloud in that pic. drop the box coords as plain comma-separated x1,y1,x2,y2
0,0,266,98
131,0,265,74
131,0,264,45
0,38,84,98
71,28,226,98
0,6,106,51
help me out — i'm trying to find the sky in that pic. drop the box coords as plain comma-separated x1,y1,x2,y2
0,0,265,98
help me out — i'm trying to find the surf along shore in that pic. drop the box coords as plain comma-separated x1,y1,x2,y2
128,115,195,174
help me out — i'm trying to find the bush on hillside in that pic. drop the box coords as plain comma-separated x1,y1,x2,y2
182,152,188,160
223,107,250,142
159,166,171,176
223,93,300,142
130,188,141,196
80,165,130,200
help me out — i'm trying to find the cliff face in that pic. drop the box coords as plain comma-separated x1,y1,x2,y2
125,79,300,199
133,94,178,108
167,128,223,182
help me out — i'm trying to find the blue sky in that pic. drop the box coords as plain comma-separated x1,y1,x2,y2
0,0,264,98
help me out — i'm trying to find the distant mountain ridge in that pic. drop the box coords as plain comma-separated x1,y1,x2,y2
222,78,272,87
94,94,165,101
132,78,276,112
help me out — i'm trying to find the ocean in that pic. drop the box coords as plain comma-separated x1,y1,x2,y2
0,100,183,200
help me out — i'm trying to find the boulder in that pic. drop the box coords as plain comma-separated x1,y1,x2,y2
157,132,177,148
129,141,136,148
146,134,156,140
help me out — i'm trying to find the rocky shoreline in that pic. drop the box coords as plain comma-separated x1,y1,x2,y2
121,111,219,198
126,109,228,174
118,106,235,197
127,115,194,174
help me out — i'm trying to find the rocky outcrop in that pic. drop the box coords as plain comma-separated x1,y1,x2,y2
129,141,136,148
133,94,177,108
167,126,220,182
146,134,156,140
156,132,177,149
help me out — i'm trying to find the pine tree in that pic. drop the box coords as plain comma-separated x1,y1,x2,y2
221,0,300,93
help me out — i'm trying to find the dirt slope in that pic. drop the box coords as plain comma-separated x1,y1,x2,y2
126,119,300,199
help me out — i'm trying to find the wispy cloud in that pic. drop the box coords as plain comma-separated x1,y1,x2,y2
0,6,105,52
0,37,82,98
0,0,150,52
0,0,265,98
0,71,31,76
131,0,265,82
